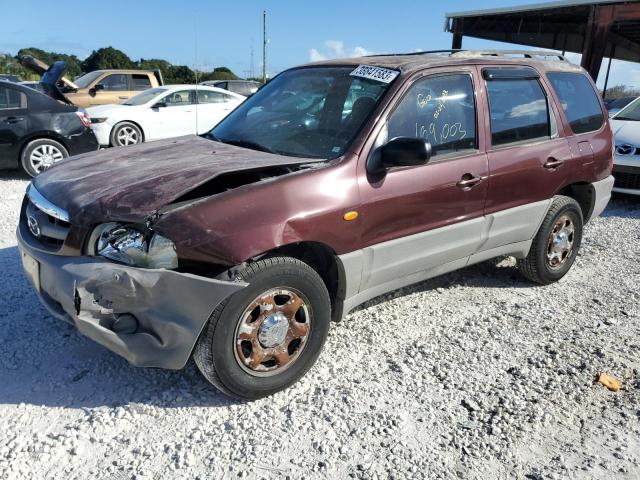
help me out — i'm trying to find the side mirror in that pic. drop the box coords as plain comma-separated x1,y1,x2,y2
93,83,105,91
367,137,432,175
152,101,167,109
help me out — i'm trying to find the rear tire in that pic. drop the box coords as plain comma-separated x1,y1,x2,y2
20,138,68,177
194,256,331,400
517,195,583,285
110,121,143,147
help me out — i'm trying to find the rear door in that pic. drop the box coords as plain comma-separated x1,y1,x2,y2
0,85,29,168
357,68,489,292
195,90,236,132
482,66,573,246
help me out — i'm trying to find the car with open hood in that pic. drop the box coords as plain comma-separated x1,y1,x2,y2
610,97,640,195
0,68,98,176
17,50,614,400
86,85,244,147
20,55,163,108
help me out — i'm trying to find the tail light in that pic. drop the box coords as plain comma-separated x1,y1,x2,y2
75,111,91,128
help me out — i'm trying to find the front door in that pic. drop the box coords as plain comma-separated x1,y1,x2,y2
146,89,197,140
357,69,488,293
92,73,132,105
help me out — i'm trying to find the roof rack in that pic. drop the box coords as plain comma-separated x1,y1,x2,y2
450,50,567,61
367,49,567,62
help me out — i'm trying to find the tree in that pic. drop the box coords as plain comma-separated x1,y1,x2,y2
81,47,134,72
199,67,239,82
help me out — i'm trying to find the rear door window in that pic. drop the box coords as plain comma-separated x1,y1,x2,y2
197,90,225,103
547,72,604,134
132,74,152,91
486,76,551,146
386,73,477,158
0,86,26,110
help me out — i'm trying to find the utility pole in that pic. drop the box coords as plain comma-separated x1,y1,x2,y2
262,10,267,83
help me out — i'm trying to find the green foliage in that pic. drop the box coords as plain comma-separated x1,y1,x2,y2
0,53,34,80
17,47,82,78
81,46,135,72
602,84,640,99
2,46,243,86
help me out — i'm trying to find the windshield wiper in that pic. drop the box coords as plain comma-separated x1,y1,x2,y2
613,116,640,121
219,138,276,154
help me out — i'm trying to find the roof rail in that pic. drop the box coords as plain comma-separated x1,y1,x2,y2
367,49,567,62
449,50,567,61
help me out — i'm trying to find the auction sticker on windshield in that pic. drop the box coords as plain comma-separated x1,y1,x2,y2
350,65,399,84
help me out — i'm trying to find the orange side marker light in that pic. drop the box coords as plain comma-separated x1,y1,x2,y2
343,211,359,221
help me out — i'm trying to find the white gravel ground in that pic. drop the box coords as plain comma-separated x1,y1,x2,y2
1,171,639,480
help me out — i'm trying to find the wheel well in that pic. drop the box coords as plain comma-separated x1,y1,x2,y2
112,120,145,142
556,182,596,223
18,134,69,166
261,242,343,321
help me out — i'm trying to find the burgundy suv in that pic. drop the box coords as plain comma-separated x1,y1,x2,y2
18,51,614,399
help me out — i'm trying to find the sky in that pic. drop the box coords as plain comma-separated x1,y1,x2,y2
2,0,639,88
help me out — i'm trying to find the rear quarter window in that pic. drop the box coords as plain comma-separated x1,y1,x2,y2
547,72,604,134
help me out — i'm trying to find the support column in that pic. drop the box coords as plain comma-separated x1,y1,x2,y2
581,5,615,82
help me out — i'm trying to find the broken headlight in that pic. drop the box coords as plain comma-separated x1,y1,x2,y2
92,223,178,269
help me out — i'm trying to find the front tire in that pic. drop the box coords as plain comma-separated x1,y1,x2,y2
20,138,69,177
194,256,331,400
110,121,143,147
517,195,583,285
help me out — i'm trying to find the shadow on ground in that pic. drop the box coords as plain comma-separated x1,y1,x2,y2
0,197,636,409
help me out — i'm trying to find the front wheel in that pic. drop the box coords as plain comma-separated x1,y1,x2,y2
517,195,583,284
110,121,143,147
194,256,331,400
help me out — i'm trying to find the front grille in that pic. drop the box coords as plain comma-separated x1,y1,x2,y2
613,165,640,191
23,185,71,251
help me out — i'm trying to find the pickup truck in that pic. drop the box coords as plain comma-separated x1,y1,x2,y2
19,55,163,107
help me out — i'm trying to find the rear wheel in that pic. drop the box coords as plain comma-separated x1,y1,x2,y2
20,138,68,177
110,121,143,147
517,196,583,284
194,256,331,400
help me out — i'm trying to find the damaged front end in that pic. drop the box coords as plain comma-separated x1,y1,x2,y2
17,210,246,369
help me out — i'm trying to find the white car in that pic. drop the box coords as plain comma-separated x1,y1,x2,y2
610,98,640,195
86,85,244,147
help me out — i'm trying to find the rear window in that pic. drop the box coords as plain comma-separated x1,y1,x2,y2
547,72,604,134
486,78,551,146
0,87,25,109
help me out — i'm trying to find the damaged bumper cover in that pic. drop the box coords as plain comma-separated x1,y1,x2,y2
17,226,246,369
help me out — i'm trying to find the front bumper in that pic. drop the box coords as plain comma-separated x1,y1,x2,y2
17,224,246,369
89,122,113,146
612,162,640,195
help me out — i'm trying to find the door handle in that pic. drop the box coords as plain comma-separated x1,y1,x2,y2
456,174,484,190
118,96,129,100
543,157,565,169
5,117,24,124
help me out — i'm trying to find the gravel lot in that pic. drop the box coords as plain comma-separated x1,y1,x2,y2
0,171,639,480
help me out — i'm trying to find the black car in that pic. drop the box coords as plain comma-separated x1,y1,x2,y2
199,79,261,97
0,65,98,176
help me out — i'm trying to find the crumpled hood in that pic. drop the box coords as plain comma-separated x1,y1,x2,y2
610,118,640,146
33,135,319,225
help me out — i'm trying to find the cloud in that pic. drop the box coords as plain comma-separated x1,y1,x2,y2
308,40,374,62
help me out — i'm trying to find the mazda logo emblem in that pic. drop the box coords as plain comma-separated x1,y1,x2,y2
615,144,635,155
27,214,41,238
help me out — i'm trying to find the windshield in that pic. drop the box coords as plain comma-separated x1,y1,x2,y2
124,87,167,105
73,71,104,89
210,66,394,159
613,98,640,121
